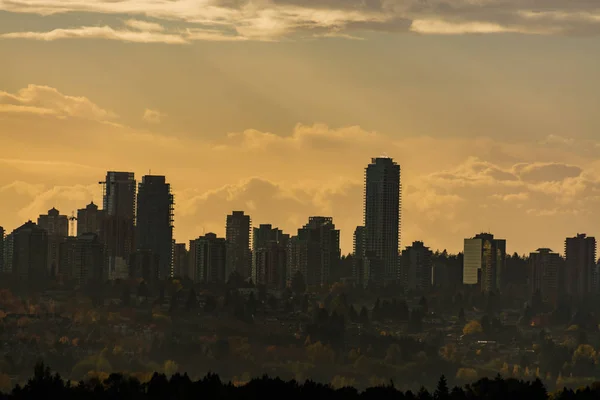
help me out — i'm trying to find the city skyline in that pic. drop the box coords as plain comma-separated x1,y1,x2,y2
3,2,600,256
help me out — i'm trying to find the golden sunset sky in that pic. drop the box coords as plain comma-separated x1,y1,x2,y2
1,0,600,255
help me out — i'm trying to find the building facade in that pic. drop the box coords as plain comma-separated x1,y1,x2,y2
463,233,506,292
352,226,366,287
401,241,433,292
38,208,69,276
9,221,48,282
60,233,105,284
288,217,340,287
190,233,226,284
0,226,4,274
565,233,597,299
364,157,401,285
252,224,289,286
102,171,136,280
529,248,562,306
226,211,252,280
77,202,105,237
136,175,174,280
172,242,189,279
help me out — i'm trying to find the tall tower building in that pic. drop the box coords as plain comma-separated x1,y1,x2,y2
401,241,433,292
9,221,48,282
364,157,401,285
38,208,69,276
530,248,562,306
565,233,596,299
226,211,251,280
59,233,105,284
352,226,366,287
102,171,136,280
463,233,506,292
252,224,289,288
172,242,189,279
77,202,105,237
136,175,174,280
288,216,340,287
189,233,226,284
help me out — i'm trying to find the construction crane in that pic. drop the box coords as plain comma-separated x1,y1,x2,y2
68,212,77,237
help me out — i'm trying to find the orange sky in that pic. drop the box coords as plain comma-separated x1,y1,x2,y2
2,1,600,255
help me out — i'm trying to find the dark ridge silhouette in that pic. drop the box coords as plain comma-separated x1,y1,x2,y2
3,362,598,400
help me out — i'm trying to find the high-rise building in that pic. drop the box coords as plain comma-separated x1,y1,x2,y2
352,226,366,287
401,241,433,292
130,249,160,282
8,221,48,282
77,202,105,237
189,233,226,284
252,224,289,288
364,157,401,285
530,248,562,306
172,242,189,278
102,171,136,280
288,217,340,287
59,233,105,284
136,175,174,280
226,211,251,280
38,208,69,276
565,233,597,299
463,233,506,292
0,226,4,274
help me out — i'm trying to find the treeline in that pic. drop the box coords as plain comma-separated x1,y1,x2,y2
5,363,600,400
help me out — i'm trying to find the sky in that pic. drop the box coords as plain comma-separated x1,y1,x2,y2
1,0,600,256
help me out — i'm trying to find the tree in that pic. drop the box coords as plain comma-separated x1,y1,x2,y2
462,320,483,336
434,375,449,400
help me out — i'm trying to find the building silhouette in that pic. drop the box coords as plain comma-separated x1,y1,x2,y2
252,224,289,289
38,207,69,276
172,242,189,279
60,233,105,284
77,202,105,237
288,217,340,287
529,248,562,306
401,241,433,292
6,221,48,282
136,175,174,280
102,171,136,280
364,157,401,285
352,226,366,287
130,249,160,282
226,211,252,280
565,233,597,299
189,233,226,284
463,233,506,292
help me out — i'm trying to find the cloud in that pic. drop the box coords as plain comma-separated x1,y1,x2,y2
0,25,189,44
142,108,167,124
2,85,600,254
3,0,600,41
0,84,116,121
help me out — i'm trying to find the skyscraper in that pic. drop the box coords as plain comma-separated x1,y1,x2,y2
77,202,105,237
463,233,506,292
172,242,189,278
136,175,174,280
8,221,48,282
565,233,596,299
189,233,227,284
530,248,562,306
288,216,340,287
38,208,69,276
252,224,289,288
401,241,433,292
352,226,366,287
102,171,136,280
226,211,251,280
60,233,105,284
364,157,401,285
